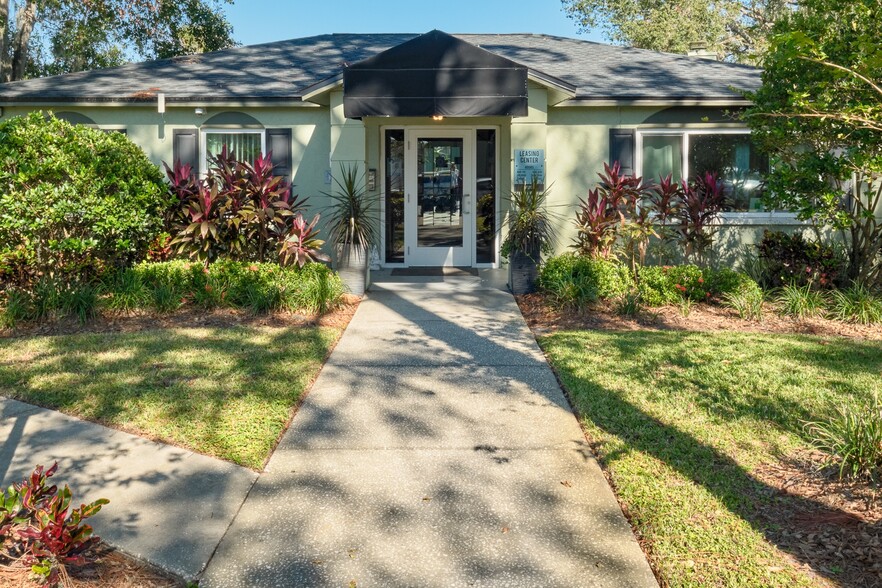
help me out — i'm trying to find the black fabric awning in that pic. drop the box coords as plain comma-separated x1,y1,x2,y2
343,30,528,119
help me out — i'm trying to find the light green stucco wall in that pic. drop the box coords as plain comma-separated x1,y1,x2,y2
1,98,834,267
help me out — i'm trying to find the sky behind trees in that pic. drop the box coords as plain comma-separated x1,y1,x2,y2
224,0,602,45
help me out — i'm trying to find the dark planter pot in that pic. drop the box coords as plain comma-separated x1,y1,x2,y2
335,244,369,296
508,248,540,295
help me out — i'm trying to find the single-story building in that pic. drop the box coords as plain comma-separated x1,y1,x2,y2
0,29,800,268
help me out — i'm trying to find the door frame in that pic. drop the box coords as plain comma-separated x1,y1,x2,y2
379,125,500,268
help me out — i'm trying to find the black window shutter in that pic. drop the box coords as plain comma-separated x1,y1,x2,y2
609,129,635,177
266,128,292,182
173,129,199,173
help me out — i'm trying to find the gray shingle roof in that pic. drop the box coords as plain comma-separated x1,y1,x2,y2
0,33,760,103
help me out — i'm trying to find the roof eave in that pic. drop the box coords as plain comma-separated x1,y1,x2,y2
557,97,753,107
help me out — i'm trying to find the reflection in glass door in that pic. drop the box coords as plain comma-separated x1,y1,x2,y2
417,138,464,249
405,130,472,267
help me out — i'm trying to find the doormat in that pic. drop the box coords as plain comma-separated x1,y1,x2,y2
390,267,479,277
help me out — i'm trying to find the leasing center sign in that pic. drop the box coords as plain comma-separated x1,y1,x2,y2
514,149,545,187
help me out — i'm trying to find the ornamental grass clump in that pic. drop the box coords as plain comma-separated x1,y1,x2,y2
804,394,882,486
722,287,765,321
828,283,882,325
775,283,828,319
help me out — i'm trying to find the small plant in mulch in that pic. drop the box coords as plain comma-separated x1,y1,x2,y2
804,394,882,487
1,463,108,588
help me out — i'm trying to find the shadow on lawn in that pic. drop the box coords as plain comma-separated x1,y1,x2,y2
0,325,335,467
545,330,882,588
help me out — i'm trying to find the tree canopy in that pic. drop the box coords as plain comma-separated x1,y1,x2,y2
561,0,792,63
745,0,882,287
0,0,237,82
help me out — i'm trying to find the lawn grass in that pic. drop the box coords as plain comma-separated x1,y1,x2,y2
539,330,882,588
0,326,340,469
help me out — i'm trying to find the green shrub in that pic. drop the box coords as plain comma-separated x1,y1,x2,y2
828,284,882,325
804,394,882,485
637,265,761,307
0,112,168,285
705,267,762,299
102,260,344,316
757,230,844,289
775,283,828,319
637,264,707,306
537,254,634,307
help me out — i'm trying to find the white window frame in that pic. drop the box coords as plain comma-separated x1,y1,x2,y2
200,128,266,174
636,128,802,224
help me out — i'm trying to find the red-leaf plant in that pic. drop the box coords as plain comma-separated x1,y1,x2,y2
1,463,108,588
164,147,313,266
646,174,683,264
678,172,725,265
280,213,331,268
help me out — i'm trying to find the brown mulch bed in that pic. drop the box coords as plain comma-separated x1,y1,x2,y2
0,294,361,339
753,451,882,587
517,293,882,341
0,544,183,587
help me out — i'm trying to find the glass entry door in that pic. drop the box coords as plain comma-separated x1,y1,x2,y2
405,130,473,266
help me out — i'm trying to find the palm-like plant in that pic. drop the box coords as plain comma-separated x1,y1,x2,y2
324,164,378,253
502,178,555,261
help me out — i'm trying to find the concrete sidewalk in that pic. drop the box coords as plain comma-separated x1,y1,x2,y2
201,274,657,587
0,397,257,579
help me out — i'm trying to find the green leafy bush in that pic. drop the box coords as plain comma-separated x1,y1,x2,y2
804,394,882,485
537,253,634,307
637,265,708,306
637,265,761,307
0,112,168,286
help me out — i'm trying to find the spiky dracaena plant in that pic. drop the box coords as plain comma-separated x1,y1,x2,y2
324,164,378,258
502,178,556,261
677,172,725,266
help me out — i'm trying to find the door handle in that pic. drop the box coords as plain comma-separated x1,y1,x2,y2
463,194,471,215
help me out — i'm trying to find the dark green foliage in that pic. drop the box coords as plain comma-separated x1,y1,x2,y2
757,231,844,288
722,288,765,321
502,178,556,259
744,0,882,288
537,253,634,307
0,463,108,588
0,113,167,286
104,260,345,316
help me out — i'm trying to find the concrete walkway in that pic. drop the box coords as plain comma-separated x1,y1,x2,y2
202,272,657,587
0,397,257,579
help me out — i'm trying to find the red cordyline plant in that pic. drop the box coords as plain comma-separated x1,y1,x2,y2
280,213,331,268
678,172,725,265
164,147,325,267
573,162,657,272
1,463,108,588
646,174,683,264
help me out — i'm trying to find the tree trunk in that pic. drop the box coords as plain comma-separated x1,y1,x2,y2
10,1,37,82
0,0,9,82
